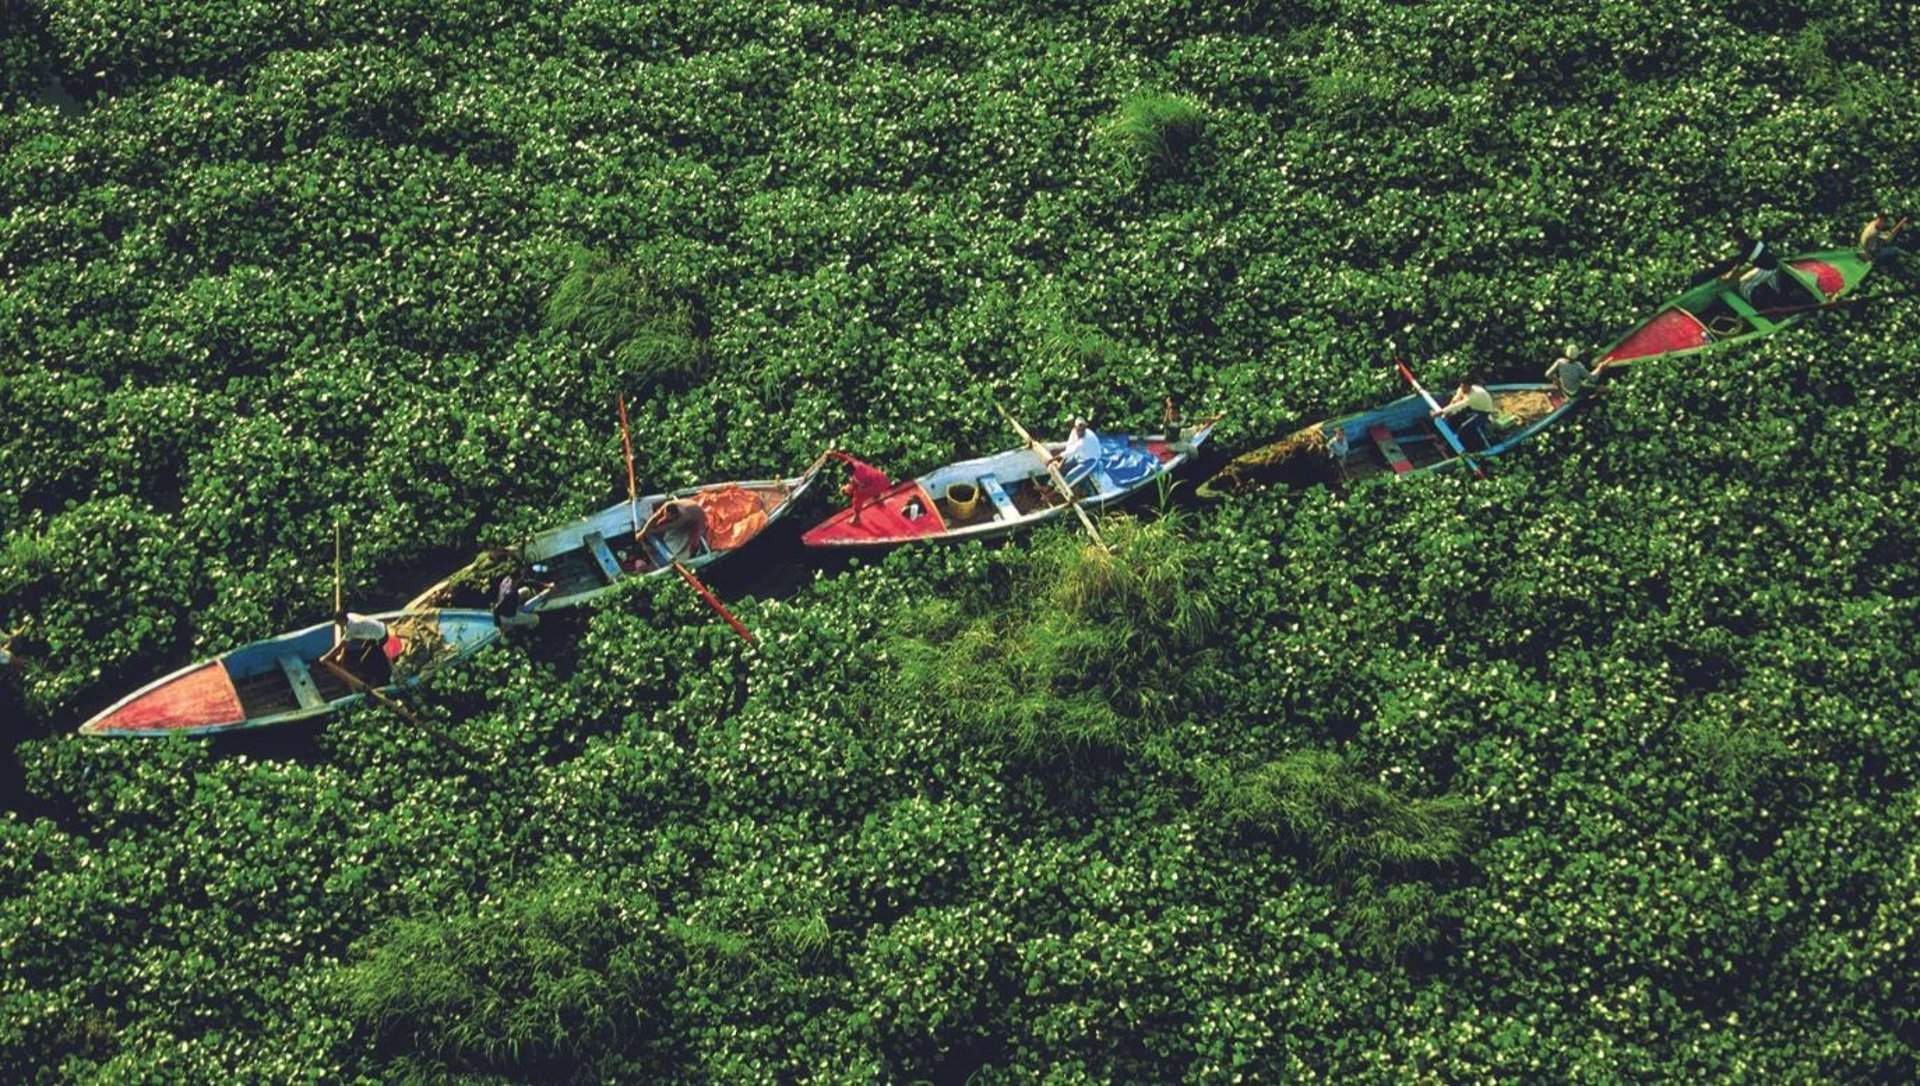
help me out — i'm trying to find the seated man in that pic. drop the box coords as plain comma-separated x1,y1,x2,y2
323,610,390,671
1055,417,1103,480
1432,381,1496,450
636,498,709,566
1546,348,1596,396
492,574,553,632
1859,214,1905,260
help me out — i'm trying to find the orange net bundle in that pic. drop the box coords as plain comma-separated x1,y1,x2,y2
692,485,781,551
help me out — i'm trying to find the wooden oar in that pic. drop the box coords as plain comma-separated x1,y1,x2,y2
992,401,1106,548
318,656,427,728
617,393,641,534
672,560,756,645
616,398,754,644
1396,359,1486,480
799,447,836,484
319,652,486,770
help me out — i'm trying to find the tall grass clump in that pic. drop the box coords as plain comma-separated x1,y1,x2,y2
894,516,1220,760
546,248,708,388
332,873,676,1081
1099,92,1208,178
1207,749,1476,872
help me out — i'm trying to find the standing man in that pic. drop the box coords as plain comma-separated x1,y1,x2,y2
825,451,892,526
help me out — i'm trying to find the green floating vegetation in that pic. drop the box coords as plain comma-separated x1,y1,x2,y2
333,870,676,1081
1,0,1917,1081
1206,748,1477,872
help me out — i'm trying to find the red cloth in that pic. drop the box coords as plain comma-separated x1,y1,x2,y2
803,483,948,545
1602,307,1710,363
1791,260,1844,298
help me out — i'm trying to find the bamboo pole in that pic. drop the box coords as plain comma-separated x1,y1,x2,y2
318,654,487,765
673,561,757,645
992,401,1106,548
617,393,641,534
333,521,344,649
620,396,754,643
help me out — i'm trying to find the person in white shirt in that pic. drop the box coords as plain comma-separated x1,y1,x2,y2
325,610,389,668
1057,417,1102,474
1433,382,1496,449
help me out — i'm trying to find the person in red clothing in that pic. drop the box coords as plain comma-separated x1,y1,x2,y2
826,451,891,525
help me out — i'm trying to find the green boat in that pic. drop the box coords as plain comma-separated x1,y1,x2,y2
1595,247,1878,367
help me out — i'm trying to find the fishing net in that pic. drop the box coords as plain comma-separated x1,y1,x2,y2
387,614,454,680
693,485,779,551
1494,391,1560,427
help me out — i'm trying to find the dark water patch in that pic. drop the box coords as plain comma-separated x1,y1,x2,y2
25,65,87,117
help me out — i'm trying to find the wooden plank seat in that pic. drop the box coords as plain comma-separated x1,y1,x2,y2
277,654,326,711
583,531,624,585
978,473,1019,519
1369,424,1414,474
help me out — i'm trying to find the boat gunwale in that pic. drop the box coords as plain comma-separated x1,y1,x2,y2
803,425,1216,548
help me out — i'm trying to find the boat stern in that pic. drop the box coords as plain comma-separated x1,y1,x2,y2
79,660,247,737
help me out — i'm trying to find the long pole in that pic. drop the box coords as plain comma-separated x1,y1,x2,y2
317,656,488,768
673,561,756,645
617,393,640,534
1750,296,1869,319
333,521,344,648
992,402,1106,548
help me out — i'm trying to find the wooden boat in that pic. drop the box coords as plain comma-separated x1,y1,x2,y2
801,424,1216,547
78,610,499,737
1198,384,1576,497
520,469,821,610
1596,248,1877,366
